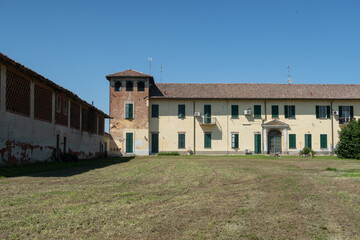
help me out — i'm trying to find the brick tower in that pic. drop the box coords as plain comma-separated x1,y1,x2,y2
106,70,153,156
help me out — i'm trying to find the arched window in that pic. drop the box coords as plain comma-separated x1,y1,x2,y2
126,81,133,91
114,81,121,92
137,81,145,91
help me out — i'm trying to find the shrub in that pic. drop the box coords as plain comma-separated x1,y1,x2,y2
157,152,180,156
335,119,360,159
299,147,316,157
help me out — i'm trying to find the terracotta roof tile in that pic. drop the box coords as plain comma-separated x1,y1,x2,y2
150,83,360,100
106,69,153,78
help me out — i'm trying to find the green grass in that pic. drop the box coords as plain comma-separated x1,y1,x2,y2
1,156,360,239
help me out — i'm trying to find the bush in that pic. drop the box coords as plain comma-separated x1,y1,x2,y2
157,152,180,156
335,119,360,159
299,147,315,157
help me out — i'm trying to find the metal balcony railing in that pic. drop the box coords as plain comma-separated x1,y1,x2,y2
339,117,355,125
200,117,216,125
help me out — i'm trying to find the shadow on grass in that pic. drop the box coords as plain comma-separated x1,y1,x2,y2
0,157,134,178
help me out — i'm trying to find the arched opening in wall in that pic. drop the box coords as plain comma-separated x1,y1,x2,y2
126,81,133,91
268,129,282,154
137,81,145,91
115,81,122,91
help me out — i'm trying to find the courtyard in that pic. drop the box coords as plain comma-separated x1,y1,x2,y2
1,156,360,239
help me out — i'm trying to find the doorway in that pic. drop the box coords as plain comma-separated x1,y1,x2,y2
151,133,159,154
268,130,282,154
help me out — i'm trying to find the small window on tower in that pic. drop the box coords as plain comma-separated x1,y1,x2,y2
126,81,133,91
137,81,145,91
115,81,122,91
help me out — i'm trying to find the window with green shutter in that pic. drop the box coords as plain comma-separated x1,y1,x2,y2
231,105,239,119
232,133,239,148
178,104,185,118
125,103,134,119
178,133,185,149
289,134,296,149
254,134,261,154
316,106,331,119
126,133,133,153
305,134,312,148
285,105,295,119
272,105,279,118
204,133,211,148
254,105,261,119
320,134,327,149
152,104,159,118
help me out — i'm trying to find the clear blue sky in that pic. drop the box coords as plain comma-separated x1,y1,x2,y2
1,0,360,131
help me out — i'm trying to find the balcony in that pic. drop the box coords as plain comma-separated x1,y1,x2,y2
199,117,217,126
339,117,356,125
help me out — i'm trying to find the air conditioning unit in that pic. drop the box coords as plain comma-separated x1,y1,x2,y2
194,112,201,117
333,111,339,115
244,109,252,115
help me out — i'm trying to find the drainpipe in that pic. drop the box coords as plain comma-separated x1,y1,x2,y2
227,99,229,155
193,100,196,155
262,100,267,154
331,100,334,154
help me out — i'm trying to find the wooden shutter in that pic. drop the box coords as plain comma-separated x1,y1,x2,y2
254,105,261,118
152,104,159,118
320,134,327,148
291,106,295,118
316,106,320,118
272,105,279,118
305,134,312,149
327,106,331,119
254,134,261,154
204,133,211,148
350,106,354,119
232,134,239,148
289,134,296,149
126,133,133,153
285,105,289,118
339,106,343,124
178,105,185,118
129,104,133,119
178,134,185,148
231,105,239,118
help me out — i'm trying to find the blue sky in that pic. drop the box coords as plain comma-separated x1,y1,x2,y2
1,0,360,131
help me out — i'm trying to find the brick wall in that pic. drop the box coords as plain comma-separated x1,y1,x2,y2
34,84,52,122
70,101,80,129
6,70,30,116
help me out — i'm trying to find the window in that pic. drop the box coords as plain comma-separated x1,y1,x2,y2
320,134,327,149
137,81,145,91
272,105,279,118
178,104,185,118
204,105,211,124
339,106,354,124
305,134,312,148
178,133,185,149
316,106,330,119
254,134,261,154
126,81,133,91
285,105,295,119
289,134,296,149
204,133,211,148
254,105,261,119
231,105,239,119
56,95,61,113
115,81,122,91
232,133,239,148
125,103,134,119
63,99,68,115
126,133,133,153
152,104,159,118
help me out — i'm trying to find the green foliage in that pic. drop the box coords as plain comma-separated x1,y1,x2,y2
335,119,360,159
299,147,316,157
325,167,337,171
157,152,180,156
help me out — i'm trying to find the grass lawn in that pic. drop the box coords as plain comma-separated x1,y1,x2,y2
1,156,360,240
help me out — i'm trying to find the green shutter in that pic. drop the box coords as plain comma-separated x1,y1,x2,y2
254,105,261,119
231,105,239,118
316,106,320,118
272,105,279,118
178,134,185,148
125,103,133,119
289,134,296,149
204,105,211,124
204,133,211,148
285,105,289,118
178,105,185,118
327,106,331,119
126,133,133,153
291,105,296,118
254,134,261,154
350,106,354,119
232,134,239,148
152,104,159,118
320,134,327,149
339,106,343,124
305,134,312,149
129,104,133,118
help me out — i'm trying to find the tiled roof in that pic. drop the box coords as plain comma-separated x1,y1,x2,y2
0,52,109,118
150,83,360,100
106,69,153,78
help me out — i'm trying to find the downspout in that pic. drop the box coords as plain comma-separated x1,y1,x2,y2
263,100,267,153
331,100,334,154
227,99,229,155
193,100,196,155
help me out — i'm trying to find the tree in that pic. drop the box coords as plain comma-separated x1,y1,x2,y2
336,119,360,159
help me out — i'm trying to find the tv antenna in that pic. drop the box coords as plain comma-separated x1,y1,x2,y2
148,57,152,74
160,64,163,83
287,65,292,84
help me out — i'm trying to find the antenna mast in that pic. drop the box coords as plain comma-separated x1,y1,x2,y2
160,64,163,83
287,65,292,84
148,57,152,74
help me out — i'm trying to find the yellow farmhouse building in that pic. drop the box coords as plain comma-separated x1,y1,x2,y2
106,69,360,156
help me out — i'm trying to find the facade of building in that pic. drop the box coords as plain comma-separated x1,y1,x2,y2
0,53,108,165
107,69,360,156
